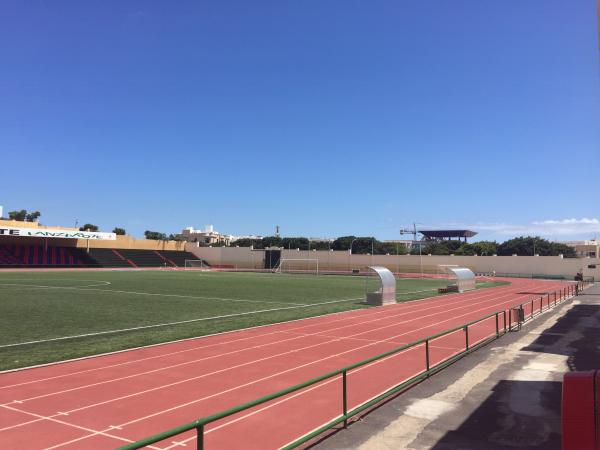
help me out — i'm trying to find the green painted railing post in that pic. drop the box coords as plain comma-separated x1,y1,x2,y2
495,313,499,338
119,309,541,450
425,339,430,375
196,423,204,450
530,299,534,319
342,370,348,428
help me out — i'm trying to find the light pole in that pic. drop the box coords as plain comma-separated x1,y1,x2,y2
371,239,374,266
400,222,423,277
349,238,358,273
349,238,358,255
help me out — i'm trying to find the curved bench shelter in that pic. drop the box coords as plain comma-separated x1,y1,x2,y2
447,267,476,293
364,266,397,306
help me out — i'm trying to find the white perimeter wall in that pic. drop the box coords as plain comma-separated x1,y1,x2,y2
184,244,599,279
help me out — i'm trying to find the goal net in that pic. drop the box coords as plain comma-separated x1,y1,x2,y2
184,259,209,270
276,258,319,275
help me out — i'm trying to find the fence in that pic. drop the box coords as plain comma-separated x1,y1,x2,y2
118,281,591,450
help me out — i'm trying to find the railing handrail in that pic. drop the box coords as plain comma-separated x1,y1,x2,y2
116,281,588,450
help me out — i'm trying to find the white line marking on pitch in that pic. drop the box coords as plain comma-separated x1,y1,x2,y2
71,285,542,430
0,282,530,431
103,281,553,431
1,280,556,439
2,282,532,403
0,280,112,289
0,282,304,306
0,279,522,377
0,296,364,349
0,279,538,388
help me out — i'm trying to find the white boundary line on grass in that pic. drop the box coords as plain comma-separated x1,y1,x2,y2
0,280,112,289
44,285,551,447
0,280,567,446
0,280,522,374
0,286,466,350
0,282,306,306
0,296,364,349
0,282,526,397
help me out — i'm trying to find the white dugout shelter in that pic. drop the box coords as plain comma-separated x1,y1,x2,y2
446,267,476,293
364,266,397,306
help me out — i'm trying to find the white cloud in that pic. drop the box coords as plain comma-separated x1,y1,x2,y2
432,218,600,238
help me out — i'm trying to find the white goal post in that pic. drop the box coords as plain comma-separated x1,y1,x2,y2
184,259,208,270
276,258,319,275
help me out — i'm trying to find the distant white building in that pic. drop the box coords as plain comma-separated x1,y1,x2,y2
561,239,599,258
181,226,264,246
181,225,233,246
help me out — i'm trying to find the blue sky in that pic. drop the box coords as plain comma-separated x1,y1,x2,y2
1,1,599,241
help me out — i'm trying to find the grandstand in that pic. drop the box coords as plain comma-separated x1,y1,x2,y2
0,220,198,268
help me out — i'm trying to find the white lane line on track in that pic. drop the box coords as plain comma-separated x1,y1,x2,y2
1,282,534,403
100,283,571,432
0,284,477,385
0,404,141,449
0,280,546,390
0,280,516,380
157,301,565,448
0,296,364,349
0,282,564,446
0,285,454,350
2,280,559,435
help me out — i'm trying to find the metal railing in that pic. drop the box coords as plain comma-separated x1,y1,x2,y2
117,281,591,450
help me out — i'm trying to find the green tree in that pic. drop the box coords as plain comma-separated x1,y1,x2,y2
144,230,167,240
281,237,310,250
497,236,576,257
471,240,498,255
25,211,41,222
232,238,263,248
419,240,462,255
261,236,283,248
454,243,478,256
550,242,577,258
374,241,406,255
8,210,28,221
332,236,356,251
79,223,99,232
112,227,126,235
310,240,332,251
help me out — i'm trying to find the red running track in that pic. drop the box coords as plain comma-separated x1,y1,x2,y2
0,278,572,450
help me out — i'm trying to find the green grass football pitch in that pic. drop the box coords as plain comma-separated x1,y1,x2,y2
0,270,505,370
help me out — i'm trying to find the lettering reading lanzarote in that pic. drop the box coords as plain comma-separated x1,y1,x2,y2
0,227,116,240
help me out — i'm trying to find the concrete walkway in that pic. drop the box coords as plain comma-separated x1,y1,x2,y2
315,283,600,450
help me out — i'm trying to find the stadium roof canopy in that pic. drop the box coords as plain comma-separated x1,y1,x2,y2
419,230,478,242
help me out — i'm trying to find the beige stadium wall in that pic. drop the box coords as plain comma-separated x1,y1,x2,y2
0,219,78,231
185,244,265,268
185,246,600,279
76,235,186,251
0,220,185,251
